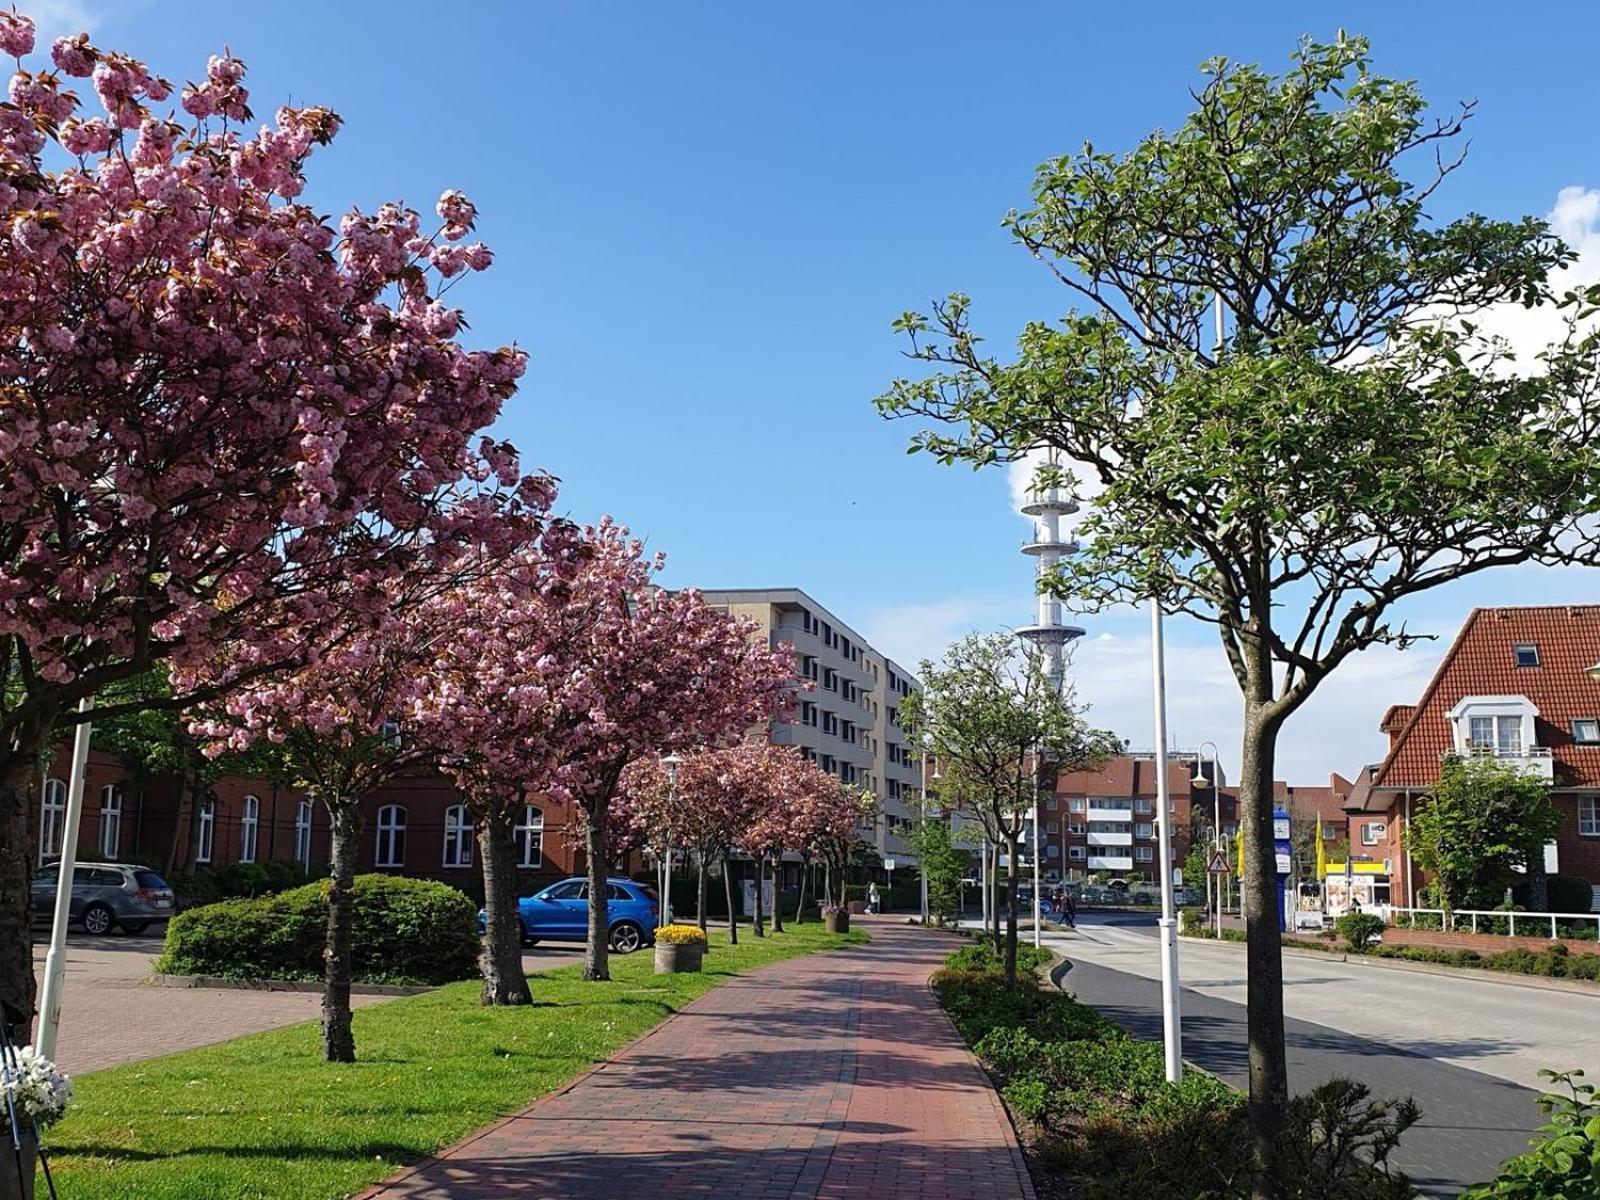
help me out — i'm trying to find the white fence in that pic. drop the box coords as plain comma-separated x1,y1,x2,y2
1388,905,1600,940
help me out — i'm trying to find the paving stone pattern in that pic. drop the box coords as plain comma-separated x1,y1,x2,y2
362,920,1034,1199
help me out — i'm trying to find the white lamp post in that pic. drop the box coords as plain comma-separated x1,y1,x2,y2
1149,599,1183,1084
661,752,683,926
37,696,93,1060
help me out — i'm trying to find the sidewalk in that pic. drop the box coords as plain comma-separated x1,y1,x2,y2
361,919,1034,1199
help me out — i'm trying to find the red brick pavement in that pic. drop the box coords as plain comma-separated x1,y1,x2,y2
361,919,1035,1199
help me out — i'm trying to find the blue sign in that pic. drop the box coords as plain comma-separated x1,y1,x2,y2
1272,807,1293,931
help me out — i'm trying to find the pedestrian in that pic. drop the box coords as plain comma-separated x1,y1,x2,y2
867,881,880,915
1063,889,1077,929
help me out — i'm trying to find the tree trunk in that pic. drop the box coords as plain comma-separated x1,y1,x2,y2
582,806,610,981
1003,833,1020,986
823,860,832,908
771,856,785,933
163,760,190,877
478,805,531,1006
723,855,738,945
1528,854,1550,913
0,746,40,1046
322,799,359,1063
697,855,708,934
795,857,810,924
752,858,765,937
1239,704,1291,1199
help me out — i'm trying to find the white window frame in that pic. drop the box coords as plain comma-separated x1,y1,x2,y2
294,800,312,864
1136,846,1154,862
1580,796,1600,838
1361,821,1386,847
442,804,474,868
1135,822,1154,839
239,794,259,864
515,805,544,868
1450,696,1536,758
39,778,67,865
98,784,122,859
375,804,406,868
1046,844,1060,860
196,799,215,864
1068,797,1085,813
1574,719,1600,746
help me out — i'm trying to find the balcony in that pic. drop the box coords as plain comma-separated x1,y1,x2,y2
1087,830,1132,848
1088,854,1134,871
1447,745,1554,781
1086,806,1133,823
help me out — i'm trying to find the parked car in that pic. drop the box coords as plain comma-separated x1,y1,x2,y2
1174,887,1202,907
480,877,659,954
30,863,175,936
1130,888,1156,905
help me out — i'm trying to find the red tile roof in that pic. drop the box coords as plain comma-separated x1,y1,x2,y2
1373,606,1600,790
1054,755,1190,798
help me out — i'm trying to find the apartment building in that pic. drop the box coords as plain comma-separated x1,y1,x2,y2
699,588,924,865
1045,755,1197,885
1349,605,1600,911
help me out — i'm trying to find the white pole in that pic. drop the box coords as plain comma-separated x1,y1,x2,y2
1149,599,1183,1083
1032,782,1042,948
663,847,673,926
919,786,929,925
38,696,93,1060
980,840,989,930
1213,754,1224,940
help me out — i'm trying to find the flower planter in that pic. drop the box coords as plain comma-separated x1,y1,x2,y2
0,1125,36,1200
654,940,704,974
825,911,851,935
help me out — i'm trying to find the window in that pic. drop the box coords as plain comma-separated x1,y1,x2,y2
544,879,582,900
1068,798,1085,814
1046,844,1060,860
1136,846,1154,862
1513,643,1540,667
1575,719,1600,746
1360,821,1386,847
442,804,474,868
1045,797,1057,812
1068,846,1086,861
375,804,406,867
1322,822,1338,840
840,762,856,784
1134,798,1153,814
39,778,66,864
294,800,312,864
887,778,900,800
1135,822,1154,839
98,784,122,859
240,794,259,864
515,805,543,868
1580,796,1600,837
1068,821,1085,835
196,799,215,864
1468,714,1523,756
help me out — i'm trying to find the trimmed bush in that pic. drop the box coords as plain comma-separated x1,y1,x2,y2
1335,912,1386,953
944,940,1053,977
171,860,328,909
155,874,478,986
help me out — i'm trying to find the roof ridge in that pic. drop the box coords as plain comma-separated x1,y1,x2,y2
1370,608,1483,789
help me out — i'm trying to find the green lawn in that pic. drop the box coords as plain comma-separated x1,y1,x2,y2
41,923,867,1199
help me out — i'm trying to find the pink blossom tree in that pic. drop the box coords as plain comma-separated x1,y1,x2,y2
0,12,541,1042
437,521,795,981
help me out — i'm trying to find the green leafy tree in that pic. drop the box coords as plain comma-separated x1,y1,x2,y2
876,35,1600,1194
905,810,965,925
1409,756,1560,913
900,632,1118,985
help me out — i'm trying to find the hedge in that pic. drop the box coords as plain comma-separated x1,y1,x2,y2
170,860,329,909
155,875,479,986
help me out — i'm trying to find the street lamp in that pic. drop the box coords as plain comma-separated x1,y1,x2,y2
661,752,683,925
37,696,93,1060
921,735,937,926
1190,740,1222,938
1149,598,1184,1084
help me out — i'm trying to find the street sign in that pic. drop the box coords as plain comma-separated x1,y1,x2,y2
883,858,896,872
1207,850,1230,874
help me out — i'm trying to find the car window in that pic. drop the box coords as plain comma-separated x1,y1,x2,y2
636,885,659,902
606,884,631,901
542,881,583,901
32,873,55,888
134,871,170,890
76,868,117,887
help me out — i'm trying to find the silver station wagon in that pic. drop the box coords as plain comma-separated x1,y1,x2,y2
31,862,176,936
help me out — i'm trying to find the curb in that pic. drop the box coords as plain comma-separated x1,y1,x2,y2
1177,934,1600,996
146,973,434,997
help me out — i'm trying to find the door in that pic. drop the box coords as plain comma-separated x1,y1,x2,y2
524,880,586,938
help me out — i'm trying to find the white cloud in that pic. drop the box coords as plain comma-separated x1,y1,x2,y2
855,594,1017,677
24,0,96,42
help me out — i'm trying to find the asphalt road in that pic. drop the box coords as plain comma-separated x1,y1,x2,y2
1043,914,1583,1197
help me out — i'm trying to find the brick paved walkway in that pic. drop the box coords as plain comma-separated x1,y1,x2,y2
362,920,1034,1199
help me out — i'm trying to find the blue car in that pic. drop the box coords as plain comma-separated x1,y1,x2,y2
480,877,660,954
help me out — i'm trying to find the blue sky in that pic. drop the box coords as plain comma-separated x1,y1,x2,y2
66,1,1600,783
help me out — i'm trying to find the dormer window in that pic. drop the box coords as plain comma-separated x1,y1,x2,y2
1513,643,1540,667
1574,719,1600,746
1468,715,1522,755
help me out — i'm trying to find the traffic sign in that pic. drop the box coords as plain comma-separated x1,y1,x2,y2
1207,850,1230,874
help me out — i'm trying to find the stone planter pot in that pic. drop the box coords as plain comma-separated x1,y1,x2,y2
825,911,850,935
0,1124,37,1200
654,940,704,974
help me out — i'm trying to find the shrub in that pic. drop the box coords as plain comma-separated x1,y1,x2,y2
171,860,328,909
944,939,1052,977
1465,1070,1599,1199
155,874,478,986
1336,912,1386,953
1285,1078,1420,1199
1512,873,1594,916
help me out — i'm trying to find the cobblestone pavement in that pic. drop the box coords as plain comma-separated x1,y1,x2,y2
361,920,1034,1200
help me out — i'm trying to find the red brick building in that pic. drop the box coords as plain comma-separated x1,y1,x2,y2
27,746,588,895
1349,605,1600,912
1042,754,1220,886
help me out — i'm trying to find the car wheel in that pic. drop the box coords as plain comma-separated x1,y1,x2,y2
609,922,643,955
120,921,150,936
81,904,114,936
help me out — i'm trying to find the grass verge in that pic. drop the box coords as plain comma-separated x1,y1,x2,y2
39,922,866,1200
